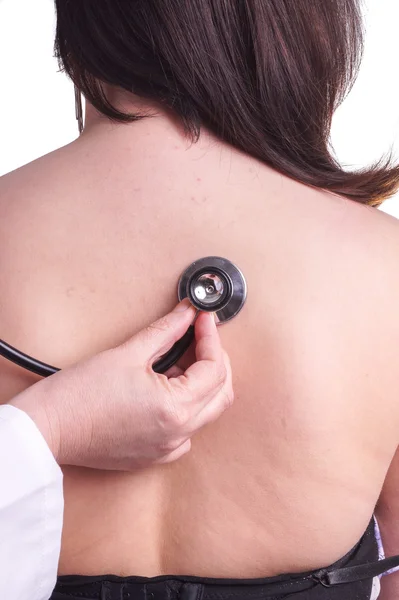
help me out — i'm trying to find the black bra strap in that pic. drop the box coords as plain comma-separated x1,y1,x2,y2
313,554,399,587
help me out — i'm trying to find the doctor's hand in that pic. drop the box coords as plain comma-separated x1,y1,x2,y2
9,300,233,470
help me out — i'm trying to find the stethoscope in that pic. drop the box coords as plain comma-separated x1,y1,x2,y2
0,257,247,377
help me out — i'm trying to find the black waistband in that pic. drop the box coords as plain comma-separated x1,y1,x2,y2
52,519,399,600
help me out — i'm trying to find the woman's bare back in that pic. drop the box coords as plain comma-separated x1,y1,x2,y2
1,112,399,578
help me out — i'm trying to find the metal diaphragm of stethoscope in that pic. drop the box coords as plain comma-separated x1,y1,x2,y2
0,257,247,378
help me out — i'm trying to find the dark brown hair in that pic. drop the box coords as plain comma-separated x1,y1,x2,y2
54,0,399,206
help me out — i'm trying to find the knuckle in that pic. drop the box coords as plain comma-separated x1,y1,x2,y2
224,351,232,370
225,387,235,409
146,317,170,336
222,350,232,370
216,361,227,385
161,400,190,431
159,436,181,454
161,439,191,463
217,384,234,411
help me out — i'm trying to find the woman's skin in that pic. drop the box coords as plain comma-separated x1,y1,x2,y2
1,94,399,588
10,303,234,470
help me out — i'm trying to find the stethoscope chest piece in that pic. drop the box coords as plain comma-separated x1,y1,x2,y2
0,255,247,378
178,256,247,323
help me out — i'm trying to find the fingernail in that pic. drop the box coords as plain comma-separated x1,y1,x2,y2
173,299,193,312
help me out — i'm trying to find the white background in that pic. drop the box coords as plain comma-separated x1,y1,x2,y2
0,0,398,217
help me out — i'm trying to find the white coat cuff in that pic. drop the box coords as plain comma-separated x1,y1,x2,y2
0,404,64,600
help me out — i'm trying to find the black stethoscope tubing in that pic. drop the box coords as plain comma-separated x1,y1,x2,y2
0,257,246,379
0,326,195,378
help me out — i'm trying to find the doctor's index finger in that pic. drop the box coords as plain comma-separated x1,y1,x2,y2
177,312,229,395
194,311,222,363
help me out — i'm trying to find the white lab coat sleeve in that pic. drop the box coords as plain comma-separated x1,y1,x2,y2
0,404,64,600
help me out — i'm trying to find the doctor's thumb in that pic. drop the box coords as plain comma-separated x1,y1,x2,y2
129,300,197,364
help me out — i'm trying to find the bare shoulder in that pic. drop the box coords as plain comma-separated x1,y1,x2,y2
273,186,399,431
0,142,75,214
321,191,399,334
0,148,68,292
312,189,399,291
322,192,399,413
0,143,99,372
343,197,399,296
